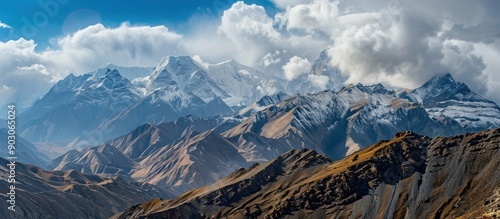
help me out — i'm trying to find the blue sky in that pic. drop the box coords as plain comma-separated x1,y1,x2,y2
0,0,276,49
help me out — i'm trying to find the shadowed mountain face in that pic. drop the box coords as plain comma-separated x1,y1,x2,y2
20,69,142,143
0,158,175,219
113,128,500,219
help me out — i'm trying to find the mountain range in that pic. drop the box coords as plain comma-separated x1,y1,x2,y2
18,51,500,155
4,50,500,219
113,128,500,219
45,72,500,198
17,56,289,149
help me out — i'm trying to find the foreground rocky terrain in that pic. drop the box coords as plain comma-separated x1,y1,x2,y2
113,128,500,219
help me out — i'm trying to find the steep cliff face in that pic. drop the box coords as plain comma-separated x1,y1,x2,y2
113,129,500,219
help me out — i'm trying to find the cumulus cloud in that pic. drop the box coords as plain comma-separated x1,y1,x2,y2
328,10,445,88
283,56,312,81
271,0,315,9
308,74,329,89
219,1,281,66
48,23,183,73
0,21,11,29
327,5,491,95
0,39,56,110
275,0,339,35
0,85,14,108
475,40,500,103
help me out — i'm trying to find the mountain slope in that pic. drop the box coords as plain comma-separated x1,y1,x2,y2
50,115,246,194
94,81,233,140
51,74,500,199
412,73,500,131
237,92,290,117
113,128,500,219
207,60,284,106
20,57,270,147
134,130,250,193
0,128,49,168
224,83,462,161
0,158,174,219
20,69,141,142
146,56,229,102
106,115,242,160
89,63,153,82
51,144,138,175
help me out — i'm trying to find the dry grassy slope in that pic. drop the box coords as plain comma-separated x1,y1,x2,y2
53,144,138,175
51,116,245,195
0,158,174,219
106,116,232,160
132,130,250,194
113,129,500,219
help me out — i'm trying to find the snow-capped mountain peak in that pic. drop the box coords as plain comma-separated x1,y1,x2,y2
149,81,192,105
206,58,283,106
355,83,394,95
411,73,500,131
88,63,153,81
146,55,229,102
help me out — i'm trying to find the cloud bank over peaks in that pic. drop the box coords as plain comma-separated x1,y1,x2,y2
326,5,489,95
0,23,184,111
2,0,500,111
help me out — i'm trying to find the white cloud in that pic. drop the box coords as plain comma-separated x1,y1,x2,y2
308,74,329,89
260,50,282,67
0,85,14,108
48,23,183,73
17,64,50,75
0,39,56,110
283,56,312,81
191,55,209,71
275,0,340,34
0,21,11,29
327,7,490,94
271,0,315,9
219,1,281,66
473,40,500,104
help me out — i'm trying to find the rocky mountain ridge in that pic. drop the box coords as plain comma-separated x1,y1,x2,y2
113,128,500,219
